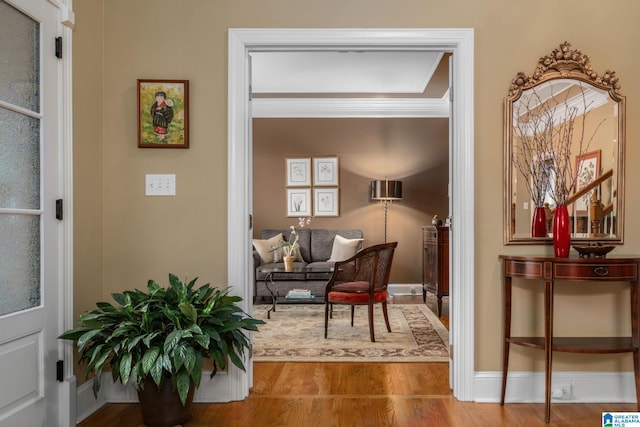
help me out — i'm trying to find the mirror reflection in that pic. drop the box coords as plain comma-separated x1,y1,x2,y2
504,42,625,244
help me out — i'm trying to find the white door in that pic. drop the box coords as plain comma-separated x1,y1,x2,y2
0,0,62,425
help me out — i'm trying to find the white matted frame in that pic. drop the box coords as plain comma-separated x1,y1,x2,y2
313,157,339,186
286,158,311,186
314,188,339,216
287,188,312,217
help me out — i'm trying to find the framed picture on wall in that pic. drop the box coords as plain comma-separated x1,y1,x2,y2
138,79,189,148
575,150,601,215
313,157,339,186
286,158,311,186
314,188,339,217
287,188,312,217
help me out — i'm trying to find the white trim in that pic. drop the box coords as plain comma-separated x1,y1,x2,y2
229,28,475,401
474,371,637,404
73,371,242,424
58,3,76,426
387,283,424,296
252,97,450,118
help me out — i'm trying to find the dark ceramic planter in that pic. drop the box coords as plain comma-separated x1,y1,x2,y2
137,378,195,427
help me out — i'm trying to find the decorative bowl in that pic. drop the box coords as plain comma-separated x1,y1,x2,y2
572,244,615,258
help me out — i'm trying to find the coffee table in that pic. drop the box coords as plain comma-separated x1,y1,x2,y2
258,265,334,319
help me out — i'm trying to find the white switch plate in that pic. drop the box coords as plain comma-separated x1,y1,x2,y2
145,174,176,196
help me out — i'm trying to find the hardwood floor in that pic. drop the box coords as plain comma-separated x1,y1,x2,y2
77,297,635,426
78,361,634,426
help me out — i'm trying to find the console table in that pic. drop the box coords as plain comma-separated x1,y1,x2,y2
499,255,640,423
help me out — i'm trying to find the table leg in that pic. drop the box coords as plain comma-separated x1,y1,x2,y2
631,279,640,409
544,278,554,423
501,275,512,405
264,272,277,319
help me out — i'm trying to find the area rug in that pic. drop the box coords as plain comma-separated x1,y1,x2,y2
252,304,449,362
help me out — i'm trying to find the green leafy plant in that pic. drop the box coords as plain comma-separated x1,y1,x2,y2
59,273,264,405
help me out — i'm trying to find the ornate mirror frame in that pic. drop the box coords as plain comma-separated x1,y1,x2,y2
504,42,626,245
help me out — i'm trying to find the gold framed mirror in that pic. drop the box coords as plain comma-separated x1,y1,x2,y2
504,42,625,245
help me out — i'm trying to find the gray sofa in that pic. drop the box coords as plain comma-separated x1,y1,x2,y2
253,228,364,300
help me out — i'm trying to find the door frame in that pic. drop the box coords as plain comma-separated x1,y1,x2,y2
227,28,475,401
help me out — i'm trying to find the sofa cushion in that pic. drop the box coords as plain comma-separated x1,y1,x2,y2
305,261,336,280
310,229,364,262
253,233,284,263
326,234,364,262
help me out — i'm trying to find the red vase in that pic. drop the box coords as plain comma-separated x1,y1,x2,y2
531,206,548,237
552,205,571,257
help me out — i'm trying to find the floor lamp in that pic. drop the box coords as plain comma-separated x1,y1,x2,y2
371,179,402,243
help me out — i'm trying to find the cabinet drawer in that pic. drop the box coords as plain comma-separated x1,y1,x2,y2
554,263,638,280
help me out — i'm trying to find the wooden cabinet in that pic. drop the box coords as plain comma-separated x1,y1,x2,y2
499,255,640,423
422,225,449,317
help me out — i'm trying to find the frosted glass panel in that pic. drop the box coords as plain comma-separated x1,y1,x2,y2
0,0,40,112
0,107,40,209
0,215,41,316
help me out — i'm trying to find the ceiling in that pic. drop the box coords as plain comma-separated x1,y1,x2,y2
249,51,451,118
250,51,449,98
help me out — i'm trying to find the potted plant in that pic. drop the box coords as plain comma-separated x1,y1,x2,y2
272,217,311,271
59,273,264,427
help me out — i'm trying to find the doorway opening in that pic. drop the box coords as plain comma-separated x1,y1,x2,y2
228,28,474,401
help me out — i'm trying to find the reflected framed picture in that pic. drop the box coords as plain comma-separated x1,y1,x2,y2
138,79,189,148
286,158,311,186
313,157,339,186
314,188,339,217
575,150,601,215
287,188,311,217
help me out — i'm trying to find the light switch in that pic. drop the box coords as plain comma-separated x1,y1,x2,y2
145,174,176,196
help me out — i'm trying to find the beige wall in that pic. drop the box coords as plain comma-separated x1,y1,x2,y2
72,0,640,383
253,118,450,284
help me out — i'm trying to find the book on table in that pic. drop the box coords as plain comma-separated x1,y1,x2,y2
286,289,313,299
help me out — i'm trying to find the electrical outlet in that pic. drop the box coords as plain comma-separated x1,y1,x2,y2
551,383,574,399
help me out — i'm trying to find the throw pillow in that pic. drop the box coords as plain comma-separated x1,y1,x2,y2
253,233,285,264
326,235,364,262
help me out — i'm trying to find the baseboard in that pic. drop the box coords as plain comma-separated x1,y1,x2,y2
75,378,105,423
474,371,637,403
75,371,236,423
387,283,423,296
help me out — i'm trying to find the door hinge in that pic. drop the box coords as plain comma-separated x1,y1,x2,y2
56,199,63,220
56,360,64,382
55,37,63,59
249,214,253,230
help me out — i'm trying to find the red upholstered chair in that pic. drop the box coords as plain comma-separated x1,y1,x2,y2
324,242,397,342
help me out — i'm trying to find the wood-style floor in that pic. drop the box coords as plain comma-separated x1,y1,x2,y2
77,296,635,426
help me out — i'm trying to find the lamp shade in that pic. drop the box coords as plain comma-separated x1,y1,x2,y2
370,180,402,200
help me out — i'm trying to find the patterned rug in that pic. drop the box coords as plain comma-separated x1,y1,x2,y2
252,304,449,362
